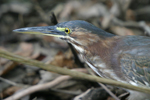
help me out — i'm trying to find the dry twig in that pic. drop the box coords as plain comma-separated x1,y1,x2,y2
4,68,87,100
0,50,150,94
85,65,120,100
5,75,71,100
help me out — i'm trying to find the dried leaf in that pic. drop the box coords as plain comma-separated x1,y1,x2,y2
15,42,33,57
2,86,21,98
126,9,136,21
0,61,17,76
110,26,135,36
50,50,78,69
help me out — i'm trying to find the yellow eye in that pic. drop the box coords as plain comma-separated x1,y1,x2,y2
65,28,70,34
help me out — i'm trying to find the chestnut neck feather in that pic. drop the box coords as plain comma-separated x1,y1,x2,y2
69,32,125,79
70,31,121,64
87,35,119,63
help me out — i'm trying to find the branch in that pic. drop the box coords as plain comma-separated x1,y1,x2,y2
5,68,87,100
4,75,71,100
0,50,150,94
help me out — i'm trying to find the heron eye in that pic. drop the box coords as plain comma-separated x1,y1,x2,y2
65,28,70,34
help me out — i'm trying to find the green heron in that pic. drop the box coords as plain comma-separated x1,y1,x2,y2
13,20,150,100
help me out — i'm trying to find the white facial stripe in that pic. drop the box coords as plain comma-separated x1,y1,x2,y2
97,63,106,68
71,44,84,53
69,37,83,45
129,81,138,86
144,81,149,86
67,37,85,53
86,61,103,77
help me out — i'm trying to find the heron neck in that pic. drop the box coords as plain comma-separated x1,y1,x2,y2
85,35,120,63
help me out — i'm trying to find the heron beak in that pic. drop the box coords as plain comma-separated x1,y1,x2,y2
13,26,66,38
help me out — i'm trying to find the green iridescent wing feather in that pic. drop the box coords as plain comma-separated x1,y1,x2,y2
120,54,150,86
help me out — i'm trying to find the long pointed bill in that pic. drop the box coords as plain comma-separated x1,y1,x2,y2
13,26,66,38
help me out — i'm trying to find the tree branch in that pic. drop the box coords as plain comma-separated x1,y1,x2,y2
0,50,150,94
4,75,71,100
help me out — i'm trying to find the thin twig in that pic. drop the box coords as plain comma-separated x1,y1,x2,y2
4,75,71,100
85,65,120,100
0,77,17,86
0,77,29,88
50,88,82,95
118,92,129,99
99,83,120,100
4,68,86,100
0,50,150,94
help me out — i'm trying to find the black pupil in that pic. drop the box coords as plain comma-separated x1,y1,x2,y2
65,29,68,33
